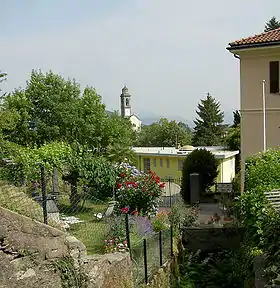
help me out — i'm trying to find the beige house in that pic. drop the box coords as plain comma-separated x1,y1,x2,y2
228,28,280,183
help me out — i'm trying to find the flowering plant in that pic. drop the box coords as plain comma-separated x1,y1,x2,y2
104,237,129,253
182,206,200,227
115,163,165,217
152,211,170,232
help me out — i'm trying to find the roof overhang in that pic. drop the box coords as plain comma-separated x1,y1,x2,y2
227,41,280,53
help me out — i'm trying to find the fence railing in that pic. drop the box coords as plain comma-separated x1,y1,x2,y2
124,213,174,285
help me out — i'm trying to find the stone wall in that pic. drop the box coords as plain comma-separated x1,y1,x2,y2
0,207,133,288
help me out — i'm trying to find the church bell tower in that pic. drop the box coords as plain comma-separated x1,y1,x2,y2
120,85,131,118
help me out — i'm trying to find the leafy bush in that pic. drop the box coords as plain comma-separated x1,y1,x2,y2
115,163,165,216
235,149,280,286
232,171,241,194
181,149,218,204
151,211,170,232
182,206,200,227
245,149,280,191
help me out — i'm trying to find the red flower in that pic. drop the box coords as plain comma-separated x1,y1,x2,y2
116,183,122,188
131,209,138,215
131,181,137,188
120,173,126,178
149,192,153,196
121,207,129,214
159,183,165,189
155,176,160,183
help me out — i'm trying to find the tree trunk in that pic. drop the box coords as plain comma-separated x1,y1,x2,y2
52,167,59,195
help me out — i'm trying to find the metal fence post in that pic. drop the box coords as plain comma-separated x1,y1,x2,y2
41,165,48,225
159,231,163,266
125,213,131,258
168,176,172,207
170,225,173,258
143,238,148,284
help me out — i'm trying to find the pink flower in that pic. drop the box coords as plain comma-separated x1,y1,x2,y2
159,183,165,189
121,207,129,214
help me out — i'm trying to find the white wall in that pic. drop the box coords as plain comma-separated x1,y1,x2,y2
221,156,236,183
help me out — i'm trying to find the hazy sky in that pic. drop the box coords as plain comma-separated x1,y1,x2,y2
1,0,280,122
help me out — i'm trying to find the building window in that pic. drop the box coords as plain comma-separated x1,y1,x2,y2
166,159,170,168
160,159,163,167
144,158,150,172
178,160,183,171
270,61,279,93
153,158,156,167
125,98,129,106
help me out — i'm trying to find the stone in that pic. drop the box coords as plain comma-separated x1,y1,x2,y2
16,268,36,280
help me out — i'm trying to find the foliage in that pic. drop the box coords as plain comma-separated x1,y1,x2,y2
169,203,182,236
136,118,192,147
179,250,245,287
2,70,135,161
264,16,280,32
0,141,71,183
54,256,88,288
232,110,240,128
244,149,280,192
115,163,165,216
232,171,241,194
192,93,224,146
62,147,117,207
225,124,240,151
151,211,170,232
235,185,275,248
181,149,218,204
182,206,199,227
104,237,129,253
0,181,59,228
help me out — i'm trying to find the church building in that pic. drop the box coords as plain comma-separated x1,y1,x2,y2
120,86,142,131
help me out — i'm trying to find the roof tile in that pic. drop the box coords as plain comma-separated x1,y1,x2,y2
228,28,280,49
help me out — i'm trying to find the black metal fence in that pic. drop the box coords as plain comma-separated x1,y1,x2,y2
125,213,174,285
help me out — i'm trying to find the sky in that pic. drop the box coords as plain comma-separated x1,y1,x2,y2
1,0,280,123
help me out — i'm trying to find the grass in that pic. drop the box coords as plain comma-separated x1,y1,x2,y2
57,196,109,254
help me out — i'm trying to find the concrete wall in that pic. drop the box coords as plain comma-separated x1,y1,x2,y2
0,207,132,288
235,47,280,164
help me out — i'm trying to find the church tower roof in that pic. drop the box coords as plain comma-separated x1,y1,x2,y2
121,85,131,96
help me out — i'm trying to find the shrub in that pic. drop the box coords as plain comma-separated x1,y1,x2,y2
151,211,170,232
245,149,280,191
181,149,218,204
115,163,165,216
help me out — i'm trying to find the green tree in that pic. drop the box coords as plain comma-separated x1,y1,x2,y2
2,70,135,160
192,93,224,146
62,146,116,210
137,118,192,147
232,110,240,128
264,16,280,32
181,149,218,204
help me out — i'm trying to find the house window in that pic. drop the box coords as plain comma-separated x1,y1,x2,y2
144,158,150,172
125,98,129,106
160,159,163,167
270,61,279,93
153,158,156,167
166,159,170,168
178,160,183,171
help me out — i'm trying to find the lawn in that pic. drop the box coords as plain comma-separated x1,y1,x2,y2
57,196,109,254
